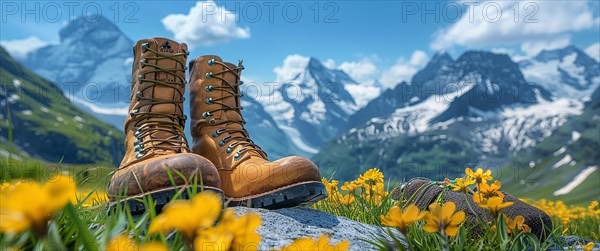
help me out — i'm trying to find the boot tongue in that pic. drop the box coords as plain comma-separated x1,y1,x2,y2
138,38,188,154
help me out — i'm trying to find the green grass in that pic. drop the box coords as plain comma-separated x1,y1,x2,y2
1,158,599,250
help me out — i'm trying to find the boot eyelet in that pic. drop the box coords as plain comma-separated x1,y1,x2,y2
130,109,138,117
208,58,216,66
134,130,141,137
209,119,216,125
135,145,144,152
212,128,225,138
202,112,212,119
219,140,226,147
135,91,143,101
234,152,242,160
226,147,233,154
134,140,141,146
135,152,145,159
140,58,147,64
206,72,213,78
137,74,143,81
205,85,214,92
141,43,149,51
205,98,213,104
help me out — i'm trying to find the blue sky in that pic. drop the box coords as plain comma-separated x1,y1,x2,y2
1,0,599,94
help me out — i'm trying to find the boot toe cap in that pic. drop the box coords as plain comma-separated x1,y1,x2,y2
108,153,220,199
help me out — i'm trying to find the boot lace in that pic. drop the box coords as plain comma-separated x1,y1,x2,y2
202,59,267,160
129,44,189,159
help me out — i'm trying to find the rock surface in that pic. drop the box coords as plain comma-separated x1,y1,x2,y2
232,207,405,250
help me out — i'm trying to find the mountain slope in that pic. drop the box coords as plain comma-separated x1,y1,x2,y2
0,46,125,166
313,49,591,182
520,45,600,100
264,57,358,152
501,96,600,204
345,52,454,130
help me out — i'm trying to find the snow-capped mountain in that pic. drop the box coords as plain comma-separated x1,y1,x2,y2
263,57,358,153
23,15,132,110
520,45,600,100
345,52,454,130
313,47,597,182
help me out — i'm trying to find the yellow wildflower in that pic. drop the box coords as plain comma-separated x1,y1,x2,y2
465,167,493,184
422,201,465,237
322,178,339,195
107,235,168,251
148,191,222,242
0,175,76,237
380,205,425,233
478,180,503,197
275,234,349,251
195,209,262,251
360,168,384,184
341,181,360,191
449,177,475,193
338,194,355,205
504,215,531,233
473,193,513,218
584,242,595,251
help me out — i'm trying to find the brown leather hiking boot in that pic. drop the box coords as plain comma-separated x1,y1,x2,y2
188,55,327,209
108,38,222,214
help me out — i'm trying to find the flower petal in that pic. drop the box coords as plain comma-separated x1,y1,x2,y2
445,225,460,237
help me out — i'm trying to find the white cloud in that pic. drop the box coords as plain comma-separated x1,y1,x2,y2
491,48,514,55
322,59,336,69
344,80,381,108
273,54,310,82
585,42,600,62
410,50,428,67
521,36,571,58
431,1,598,50
1,36,49,60
337,58,378,82
379,50,429,88
162,1,250,48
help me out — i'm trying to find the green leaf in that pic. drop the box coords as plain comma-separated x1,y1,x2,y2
64,203,99,251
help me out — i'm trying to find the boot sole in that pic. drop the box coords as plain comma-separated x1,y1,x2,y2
109,185,223,215
226,181,327,209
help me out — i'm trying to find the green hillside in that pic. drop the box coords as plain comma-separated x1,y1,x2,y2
501,98,600,205
0,46,125,167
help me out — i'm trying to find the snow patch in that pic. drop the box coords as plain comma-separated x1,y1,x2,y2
278,125,319,154
553,147,566,156
552,154,572,169
74,116,85,123
553,166,598,196
12,79,21,88
571,131,581,142
499,95,584,152
352,82,476,141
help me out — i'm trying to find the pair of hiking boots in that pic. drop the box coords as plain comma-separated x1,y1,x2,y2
107,37,326,213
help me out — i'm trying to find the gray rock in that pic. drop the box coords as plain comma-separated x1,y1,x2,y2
547,236,600,251
232,207,406,250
